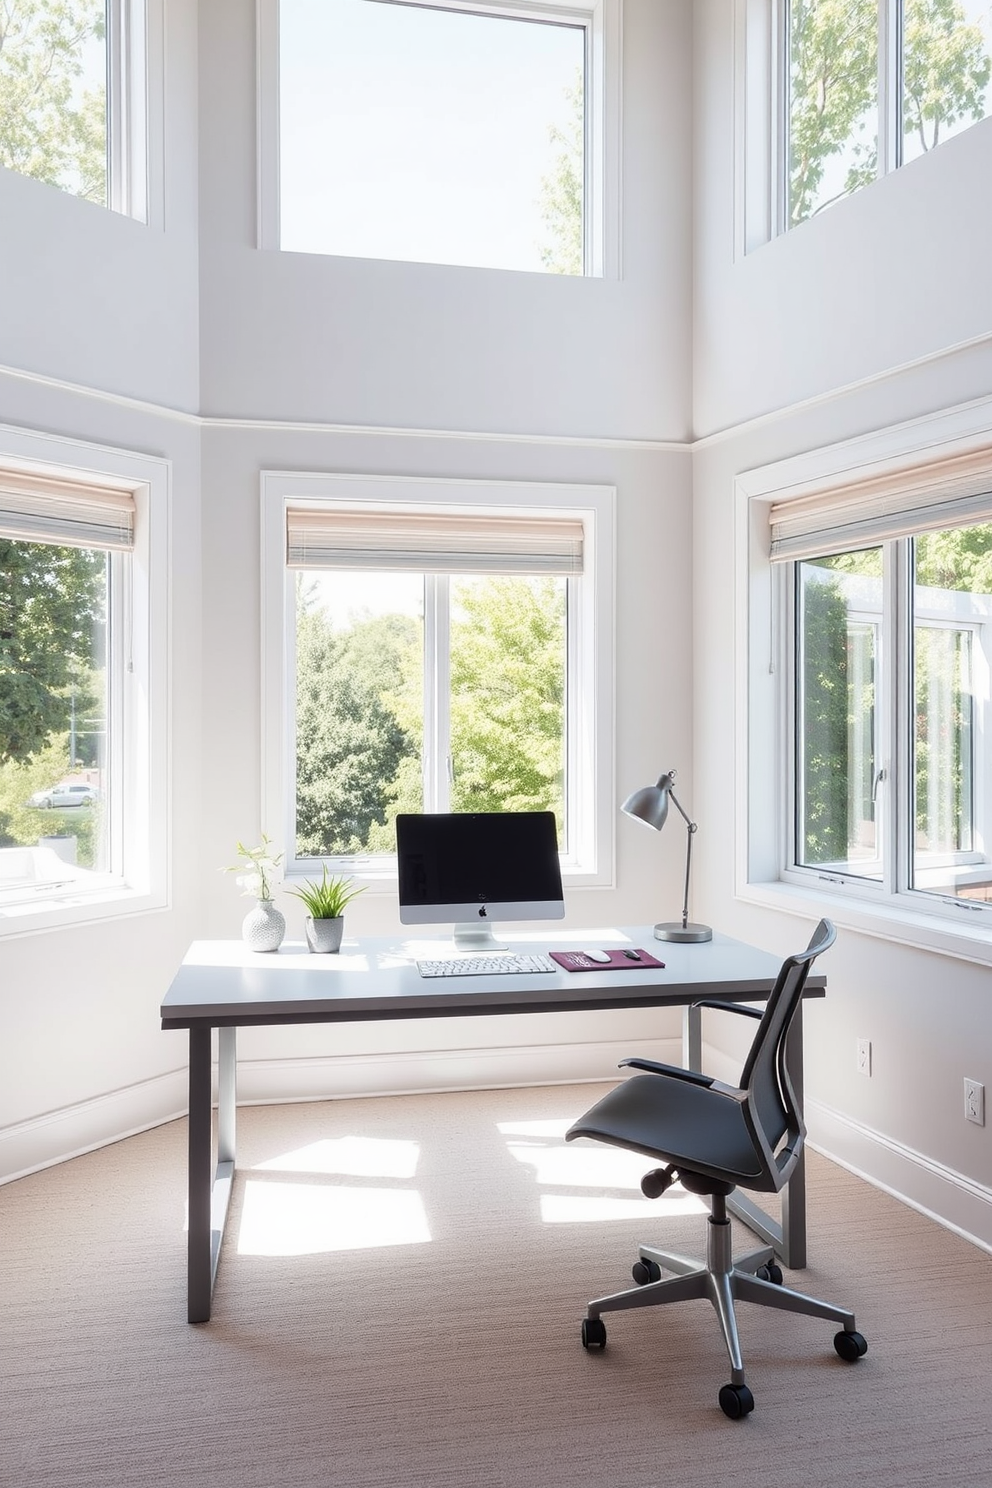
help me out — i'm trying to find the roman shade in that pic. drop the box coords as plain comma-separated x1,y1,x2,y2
768,447,992,562
285,506,585,575
0,469,136,551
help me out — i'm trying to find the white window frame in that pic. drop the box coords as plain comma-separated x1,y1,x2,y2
260,471,615,893
255,0,622,278
736,396,992,964
0,426,170,937
107,0,160,224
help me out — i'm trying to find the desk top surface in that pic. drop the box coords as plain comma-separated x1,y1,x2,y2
161,928,825,1028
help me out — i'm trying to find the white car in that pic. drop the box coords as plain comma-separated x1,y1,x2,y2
29,782,99,809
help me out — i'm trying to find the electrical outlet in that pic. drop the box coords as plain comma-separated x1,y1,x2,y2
964,1078,985,1126
856,1038,872,1076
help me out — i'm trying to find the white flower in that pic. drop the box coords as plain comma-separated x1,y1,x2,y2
224,835,283,901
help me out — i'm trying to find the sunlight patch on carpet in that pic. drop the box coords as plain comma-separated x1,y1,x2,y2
251,1135,420,1178
236,1180,431,1255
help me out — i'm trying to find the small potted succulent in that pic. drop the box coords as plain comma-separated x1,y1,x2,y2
288,866,364,953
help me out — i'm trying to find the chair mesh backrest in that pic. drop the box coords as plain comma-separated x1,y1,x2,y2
737,919,836,1166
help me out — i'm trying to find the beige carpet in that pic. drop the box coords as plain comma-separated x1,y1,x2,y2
2,1083,991,1487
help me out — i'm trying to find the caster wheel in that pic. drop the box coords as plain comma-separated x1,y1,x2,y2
632,1258,662,1286
757,1262,783,1285
581,1317,607,1350
834,1329,868,1362
719,1383,755,1419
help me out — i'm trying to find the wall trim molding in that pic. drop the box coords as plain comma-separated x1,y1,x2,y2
5,323,991,455
806,1097,992,1256
0,1037,677,1187
693,328,992,450
0,361,683,452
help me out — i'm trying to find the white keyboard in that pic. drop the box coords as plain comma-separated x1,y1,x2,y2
416,953,557,978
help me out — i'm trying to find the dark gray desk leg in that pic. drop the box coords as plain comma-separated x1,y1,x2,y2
683,1000,808,1271
780,1006,807,1268
187,1026,237,1324
187,1026,213,1323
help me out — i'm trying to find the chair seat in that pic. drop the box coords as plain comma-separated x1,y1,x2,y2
567,1072,771,1192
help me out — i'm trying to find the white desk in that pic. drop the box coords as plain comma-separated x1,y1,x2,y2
161,929,825,1322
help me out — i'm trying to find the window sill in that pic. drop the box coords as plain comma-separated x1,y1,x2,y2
0,885,167,938
739,878,992,969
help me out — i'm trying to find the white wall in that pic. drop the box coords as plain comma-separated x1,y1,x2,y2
0,0,696,1179
692,1,992,1248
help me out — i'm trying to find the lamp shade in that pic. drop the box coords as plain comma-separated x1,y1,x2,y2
621,772,676,832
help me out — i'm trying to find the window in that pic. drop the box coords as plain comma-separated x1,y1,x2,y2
0,0,150,219
785,0,992,228
0,429,168,931
742,428,992,947
261,473,615,887
257,0,621,276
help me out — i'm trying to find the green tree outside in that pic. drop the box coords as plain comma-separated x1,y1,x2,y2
448,575,565,824
538,70,583,275
0,539,105,766
294,586,420,857
789,0,990,225
294,574,566,858
0,0,107,203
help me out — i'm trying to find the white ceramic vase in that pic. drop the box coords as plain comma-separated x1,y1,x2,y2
242,899,286,952
305,915,344,953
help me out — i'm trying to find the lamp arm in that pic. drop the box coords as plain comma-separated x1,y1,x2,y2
666,787,696,834
669,789,698,931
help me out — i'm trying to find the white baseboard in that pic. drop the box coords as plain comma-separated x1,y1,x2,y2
806,1097,992,1256
0,1037,680,1185
0,1069,189,1185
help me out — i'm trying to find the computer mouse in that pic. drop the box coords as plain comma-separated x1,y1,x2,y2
585,948,613,963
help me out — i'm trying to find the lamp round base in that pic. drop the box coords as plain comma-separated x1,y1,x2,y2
654,922,713,944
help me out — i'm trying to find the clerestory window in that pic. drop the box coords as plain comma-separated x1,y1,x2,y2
257,0,620,276
740,1,992,249
786,0,992,228
0,0,151,219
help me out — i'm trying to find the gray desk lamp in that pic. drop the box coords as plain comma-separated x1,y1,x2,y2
622,768,712,943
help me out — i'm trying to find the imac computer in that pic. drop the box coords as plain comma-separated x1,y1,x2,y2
395,810,565,950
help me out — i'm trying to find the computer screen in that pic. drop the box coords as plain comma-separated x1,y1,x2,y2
395,811,565,949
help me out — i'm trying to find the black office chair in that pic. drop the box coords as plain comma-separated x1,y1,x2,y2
566,918,867,1418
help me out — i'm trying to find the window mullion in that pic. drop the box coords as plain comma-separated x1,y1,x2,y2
889,537,913,895
877,0,901,176
423,576,451,811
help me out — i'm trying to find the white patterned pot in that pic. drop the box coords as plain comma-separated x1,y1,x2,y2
305,915,344,953
242,899,286,952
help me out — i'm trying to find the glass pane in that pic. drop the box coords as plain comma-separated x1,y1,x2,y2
294,570,423,857
912,524,992,901
0,538,109,881
279,0,585,273
0,0,108,204
449,575,566,839
789,0,879,226
796,550,882,877
903,0,992,166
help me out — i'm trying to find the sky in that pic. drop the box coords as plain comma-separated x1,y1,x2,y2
278,0,584,272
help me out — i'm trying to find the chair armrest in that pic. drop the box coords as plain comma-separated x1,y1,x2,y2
619,1057,715,1088
691,999,763,1020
